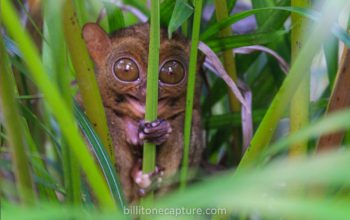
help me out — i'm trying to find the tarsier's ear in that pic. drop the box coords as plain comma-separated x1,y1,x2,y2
82,23,111,66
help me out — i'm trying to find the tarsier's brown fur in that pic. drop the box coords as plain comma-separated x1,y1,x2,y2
83,23,204,203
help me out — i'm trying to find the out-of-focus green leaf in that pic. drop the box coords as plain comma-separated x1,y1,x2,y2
238,0,348,169
160,0,176,26
73,103,127,210
168,0,193,38
124,0,150,17
262,109,350,162
1,0,116,209
156,149,350,220
23,120,58,201
2,202,126,219
104,2,125,32
258,0,290,32
206,30,287,52
227,0,238,12
20,105,61,156
252,0,275,27
205,109,266,129
324,35,339,90
201,6,350,48
0,28,36,205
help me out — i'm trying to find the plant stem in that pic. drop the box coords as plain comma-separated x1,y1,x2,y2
0,34,35,205
63,0,115,165
180,0,203,189
0,0,116,210
142,0,160,207
289,0,310,156
214,0,240,112
214,0,241,165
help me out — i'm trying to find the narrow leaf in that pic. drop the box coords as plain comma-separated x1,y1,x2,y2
206,30,287,52
200,6,350,48
104,2,125,32
168,0,193,38
74,103,127,210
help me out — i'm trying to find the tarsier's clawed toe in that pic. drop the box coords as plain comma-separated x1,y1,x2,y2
139,119,172,145
131,159,164,197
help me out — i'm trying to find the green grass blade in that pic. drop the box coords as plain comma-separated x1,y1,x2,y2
324,35,339,90
0,31,35,206
237,0,349,169
262,109,350,162
251,0,275,27
63,0,115,165
200,6,350,47
180,0,203,189
206,30,287,52
20,105,62,155
104,2,125,32
160,0,176,26
22,120,57,201
205,110,266,129
254,0,290,32
0,0,116,210
74,102,127,210
43,0,82,205
66,0,113,152
168,0,193,38
2,202,126,220
157,149,350,219
124,0,150,17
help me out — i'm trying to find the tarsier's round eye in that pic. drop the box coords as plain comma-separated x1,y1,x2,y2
159,60,185,85
113,58,139,82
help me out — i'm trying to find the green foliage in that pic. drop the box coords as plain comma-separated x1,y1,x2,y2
104,2,125,32
167,0,193,38
0,29,35,205
74,102,126,209
1,0,350,219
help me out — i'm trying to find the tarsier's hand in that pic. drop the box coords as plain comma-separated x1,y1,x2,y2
138,119,172,145
130,119,172,195
131,159,165,196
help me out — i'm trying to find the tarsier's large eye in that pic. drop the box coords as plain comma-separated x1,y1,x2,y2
159,60,185,85
113,58,139,82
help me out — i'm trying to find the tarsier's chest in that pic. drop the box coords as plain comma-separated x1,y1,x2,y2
83,22,204,203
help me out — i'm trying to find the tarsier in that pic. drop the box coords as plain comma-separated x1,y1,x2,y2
82,23,204,203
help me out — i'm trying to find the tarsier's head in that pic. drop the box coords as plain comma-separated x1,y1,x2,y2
83,23,201,120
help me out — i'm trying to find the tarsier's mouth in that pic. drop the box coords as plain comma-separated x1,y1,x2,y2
124,94,172,107
124,95,145,116
115,94,181,120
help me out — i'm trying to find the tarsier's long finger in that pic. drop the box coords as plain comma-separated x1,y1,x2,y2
131,160,164,196
138,119,172,145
